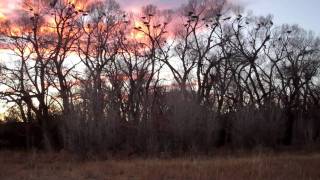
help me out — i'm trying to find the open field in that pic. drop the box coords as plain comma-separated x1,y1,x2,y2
0,151,320,180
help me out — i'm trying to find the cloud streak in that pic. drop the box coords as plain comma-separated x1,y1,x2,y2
0,0,187,18
118,0,187,11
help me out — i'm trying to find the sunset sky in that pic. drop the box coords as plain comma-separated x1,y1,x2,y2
0,0,319,34
114,0,320,34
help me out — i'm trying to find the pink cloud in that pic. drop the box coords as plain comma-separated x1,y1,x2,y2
0,0,20,14
0,0,188,19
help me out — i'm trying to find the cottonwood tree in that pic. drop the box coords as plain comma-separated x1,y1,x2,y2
161,0,237,109
76,0,122,122
45,1,83,116
271,25,320,144
227,15,274,107
0,9,56,149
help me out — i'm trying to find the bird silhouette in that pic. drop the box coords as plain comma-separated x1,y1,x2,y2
270,21,274,25
191,15,199,19
50,0,58,7
236,14,242,20
266,35,271,40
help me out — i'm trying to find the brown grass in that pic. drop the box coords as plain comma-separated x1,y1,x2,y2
0,151,320,180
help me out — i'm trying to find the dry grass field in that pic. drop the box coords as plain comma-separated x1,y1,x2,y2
0,151,320,180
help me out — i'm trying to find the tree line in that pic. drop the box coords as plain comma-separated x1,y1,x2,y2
0,0,320,155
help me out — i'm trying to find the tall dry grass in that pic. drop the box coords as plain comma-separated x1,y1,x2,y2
0,151,320,180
